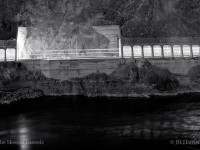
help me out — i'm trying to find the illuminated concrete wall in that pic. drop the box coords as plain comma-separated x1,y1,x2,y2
17,26,120,60
17,27,28,60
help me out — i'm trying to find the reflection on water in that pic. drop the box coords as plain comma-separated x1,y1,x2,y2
0,96,200,149
18,116,30,150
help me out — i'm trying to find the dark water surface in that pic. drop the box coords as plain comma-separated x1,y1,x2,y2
1,94,200,150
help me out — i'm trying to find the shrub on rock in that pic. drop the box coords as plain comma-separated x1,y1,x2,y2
139,61,179,90
110,60,179,91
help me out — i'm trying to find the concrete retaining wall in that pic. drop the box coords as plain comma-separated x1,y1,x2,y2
21,59,120,80
150,58,200,75
21,58,200,81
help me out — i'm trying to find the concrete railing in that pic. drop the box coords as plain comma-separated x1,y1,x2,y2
25,44,200,60
122,44,200,59
29,49,120,60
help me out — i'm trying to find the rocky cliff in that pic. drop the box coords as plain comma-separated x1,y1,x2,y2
105,0,200,37
1,0,200,40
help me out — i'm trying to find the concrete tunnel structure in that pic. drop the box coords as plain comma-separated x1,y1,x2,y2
1,26,200,61
1,26,200,80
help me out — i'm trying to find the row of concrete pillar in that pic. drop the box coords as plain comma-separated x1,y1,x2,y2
121,44,200,59
0,48,17,61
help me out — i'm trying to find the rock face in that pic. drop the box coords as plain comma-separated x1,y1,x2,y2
4,60,200,104
1,0,200,40
18,0,200,39
0,62,46,83
0,88,43,104
105,0,200,37
110,60,179,90
16,0,110,54
0,60,181,104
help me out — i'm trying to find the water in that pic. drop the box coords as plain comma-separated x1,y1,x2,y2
0,95,200,150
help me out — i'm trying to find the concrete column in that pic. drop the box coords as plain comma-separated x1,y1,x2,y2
4,49,6,61
180,45,184,58
141,45,144,58
190,45,193,58
171,45,174,59
151,45,154,59
17,27,28,60
161,45,164,58
131,46,134,58
15,48,17,61
121,45,124,58
199,45,200,57
119,37,122,58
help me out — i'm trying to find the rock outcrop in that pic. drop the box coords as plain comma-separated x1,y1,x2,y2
0,60,181,104
105,0,200,37
1,0,200,40
110,60,179,90
16,0,110,54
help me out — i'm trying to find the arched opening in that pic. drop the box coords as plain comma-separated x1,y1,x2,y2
153,45,162,57
143,45,152,58
163,45,172,58
133,45,142,58
182,45,191,57
173,45,181,58
6,48,16,61
192,45,200,57
123,46,132,58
